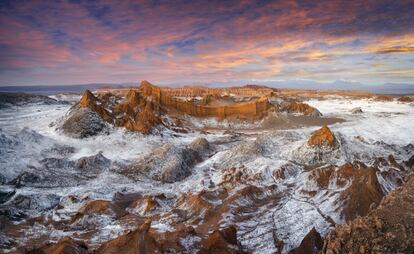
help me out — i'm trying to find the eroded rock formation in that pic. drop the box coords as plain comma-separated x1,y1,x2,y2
60,81,325,136
308,125,337,147
322,173,414,254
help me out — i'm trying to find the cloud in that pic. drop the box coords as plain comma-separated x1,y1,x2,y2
0,0,413,85
376,46,414,54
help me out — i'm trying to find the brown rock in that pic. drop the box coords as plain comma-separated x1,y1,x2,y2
307,125,336,147
337,162,384,221
199,225,247,254
398,96,413,102
73,200,126,221
289,227,323,254
322,173,414,254
26,237,88,254
281,101,321,116
95,220,162,254
79,90,113,123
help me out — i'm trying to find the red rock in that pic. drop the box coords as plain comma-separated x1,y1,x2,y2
199,226,247,254
26,237,88,254
307,125,336,147
95,220,162,254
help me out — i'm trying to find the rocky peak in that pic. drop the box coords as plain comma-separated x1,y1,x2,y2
308,125,336,147
140,80,160,98
79,89,97,108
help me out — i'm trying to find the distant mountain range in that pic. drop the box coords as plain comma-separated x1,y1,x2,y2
0,80,413,95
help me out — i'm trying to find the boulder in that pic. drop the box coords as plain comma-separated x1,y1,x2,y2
9,193,60,211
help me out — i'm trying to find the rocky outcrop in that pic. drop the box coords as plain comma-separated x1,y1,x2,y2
293,125,341,166
73,200,127,220
290,227,323,254
58,106,108,138
336,162,384,221
121,137,210,183
79,90,113,123
308,125,337,147
199,226,247,254
398,96,413,102
95,220,161,254
280,101,322,117
26,237,88,254
322,173,414,254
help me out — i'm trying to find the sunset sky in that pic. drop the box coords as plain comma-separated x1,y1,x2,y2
0,0,413,86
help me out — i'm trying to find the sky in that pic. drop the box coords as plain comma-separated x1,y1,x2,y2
0,0,413,87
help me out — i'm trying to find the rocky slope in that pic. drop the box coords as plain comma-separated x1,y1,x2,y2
322,173,414,253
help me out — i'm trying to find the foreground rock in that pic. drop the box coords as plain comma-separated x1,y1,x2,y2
322,173,414,253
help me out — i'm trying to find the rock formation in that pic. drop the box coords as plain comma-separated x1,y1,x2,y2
308,125,337,147
293,125,341,165
322,173,414,254
279,100,322,117
59,107,108,138
121,137,210,183
26,237,88,254
61,81,327,136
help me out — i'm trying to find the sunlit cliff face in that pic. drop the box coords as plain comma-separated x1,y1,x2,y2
0,0,413,85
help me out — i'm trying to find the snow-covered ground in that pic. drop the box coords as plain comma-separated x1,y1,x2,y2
1,96,413,253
